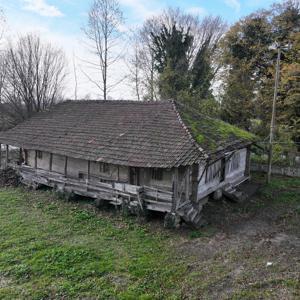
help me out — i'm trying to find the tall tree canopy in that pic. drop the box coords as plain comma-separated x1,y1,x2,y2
220,0,300,144
131,8,226,115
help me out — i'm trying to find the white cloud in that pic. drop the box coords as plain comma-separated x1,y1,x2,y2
119,0,161,21
22,0,64,17
224,0,241,12
185,6,207,16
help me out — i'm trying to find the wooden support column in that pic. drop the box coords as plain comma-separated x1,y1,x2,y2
64,156,68,176
34,150,37,169
191,164,199,202
87,160,91,180
49,153,53,171
172,168,179,212
24,150,28,166
245,146,251,178
6,145,9,168
185,166,190,202
19,148,23,165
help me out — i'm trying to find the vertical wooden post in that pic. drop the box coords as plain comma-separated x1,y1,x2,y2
34,150,37,169
191,164,199,202
64,156,68,176
49,153,53,171
87,160,91,180
6,145,9,168
172,168,179,212
24,150,28,166
19,148,23,165
245,147,251,178
185,166,190,202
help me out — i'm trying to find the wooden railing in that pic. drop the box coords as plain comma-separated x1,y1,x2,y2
18,165,173,212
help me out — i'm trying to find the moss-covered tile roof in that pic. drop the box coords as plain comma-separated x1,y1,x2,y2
176,102,256,153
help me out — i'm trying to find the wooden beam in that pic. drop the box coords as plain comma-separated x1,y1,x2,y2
19,148,23,165
34,150,37,169
245,146,251,178
24,150,28,166
191,164,199,202
172,168,179,212
88,160,91,180
49,153,53,171
6,145,9,168
185,166,190,202
64,156,68,176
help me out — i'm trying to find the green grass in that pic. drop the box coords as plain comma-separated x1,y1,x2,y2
0,188,184,299
260,176,300,205
0,176,299,299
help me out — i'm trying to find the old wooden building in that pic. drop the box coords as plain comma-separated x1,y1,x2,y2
0,100,254,227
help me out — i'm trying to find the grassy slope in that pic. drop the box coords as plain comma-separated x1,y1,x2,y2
0,175,299,299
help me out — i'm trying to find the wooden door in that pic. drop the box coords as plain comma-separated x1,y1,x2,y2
129,167,140,185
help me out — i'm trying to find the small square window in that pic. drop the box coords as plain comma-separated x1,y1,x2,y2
151,168,163,181
99,162,110,173
37,151,43,159
78,172,84,179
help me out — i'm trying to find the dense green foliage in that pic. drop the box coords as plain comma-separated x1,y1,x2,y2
151,24,192,99
220,0,300,147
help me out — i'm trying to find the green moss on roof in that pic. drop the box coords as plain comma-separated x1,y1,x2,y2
178,104,256,152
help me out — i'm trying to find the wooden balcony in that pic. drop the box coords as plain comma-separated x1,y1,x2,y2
18,165,173,213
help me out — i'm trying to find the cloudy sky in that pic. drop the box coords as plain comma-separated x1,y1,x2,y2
0,0,278,99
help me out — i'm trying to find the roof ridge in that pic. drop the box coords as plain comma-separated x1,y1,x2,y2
63,99,173,104
171,100,208,160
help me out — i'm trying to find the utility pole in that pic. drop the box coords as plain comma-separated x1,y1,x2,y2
267,46,281,183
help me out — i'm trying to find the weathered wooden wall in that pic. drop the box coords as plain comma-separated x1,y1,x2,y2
197,148,249,200
225,148,247,182
25,150,174,189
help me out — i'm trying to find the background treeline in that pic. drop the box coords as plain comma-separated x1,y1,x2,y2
0,0,299,152
127,0,299,151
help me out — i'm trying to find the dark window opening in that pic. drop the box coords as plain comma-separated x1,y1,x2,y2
99,162,110,173
37,150,43,159
151,168,163,181
78,172,84,179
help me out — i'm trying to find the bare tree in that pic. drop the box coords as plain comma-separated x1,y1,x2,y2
0,8,7,102
72,52,78,100
127,20,160,101
1,34,66,126
127,39,141,101
83,0,124,100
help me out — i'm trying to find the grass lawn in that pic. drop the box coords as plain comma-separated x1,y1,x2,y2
0,174,299,299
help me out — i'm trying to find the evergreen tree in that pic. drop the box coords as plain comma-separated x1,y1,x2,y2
151,24,192,99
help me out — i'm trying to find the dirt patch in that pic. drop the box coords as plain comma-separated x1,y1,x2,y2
0,276,12,288
173,176,300,299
